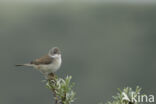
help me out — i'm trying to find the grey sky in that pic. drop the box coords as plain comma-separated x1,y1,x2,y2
0,0,156,3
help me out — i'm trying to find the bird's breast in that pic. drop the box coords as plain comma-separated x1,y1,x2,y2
35,56,62,74
52,56,62,70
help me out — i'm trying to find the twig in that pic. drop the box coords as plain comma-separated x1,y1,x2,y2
46,75,76,104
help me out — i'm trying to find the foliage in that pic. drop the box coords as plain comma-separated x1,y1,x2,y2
46,75,76,104
105,86,142,104
46,75,143,104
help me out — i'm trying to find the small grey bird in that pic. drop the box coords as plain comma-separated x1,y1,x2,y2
16,47,62,79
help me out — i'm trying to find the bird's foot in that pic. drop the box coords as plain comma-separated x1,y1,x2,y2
47,73,56,81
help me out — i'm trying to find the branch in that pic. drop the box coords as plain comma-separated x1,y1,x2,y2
99,86,143,104
46,75,76,104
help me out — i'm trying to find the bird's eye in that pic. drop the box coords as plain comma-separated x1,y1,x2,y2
53,49,57,54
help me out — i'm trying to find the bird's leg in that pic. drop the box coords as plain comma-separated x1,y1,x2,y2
47,73,56,81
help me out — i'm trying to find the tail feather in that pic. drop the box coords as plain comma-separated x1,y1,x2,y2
16,64,24,66
15,64,33,67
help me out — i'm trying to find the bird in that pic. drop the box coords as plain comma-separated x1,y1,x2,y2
16,47,62,79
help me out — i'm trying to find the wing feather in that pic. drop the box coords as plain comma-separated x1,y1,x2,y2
30,55,53,65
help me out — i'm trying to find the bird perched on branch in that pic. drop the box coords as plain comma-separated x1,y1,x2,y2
16,47,62,79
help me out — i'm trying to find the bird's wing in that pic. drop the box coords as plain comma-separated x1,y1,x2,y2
30,55,53,65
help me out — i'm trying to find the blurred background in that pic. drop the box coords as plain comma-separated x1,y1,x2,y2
0,1,156,104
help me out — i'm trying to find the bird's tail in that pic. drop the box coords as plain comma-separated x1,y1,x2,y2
15,64,33,67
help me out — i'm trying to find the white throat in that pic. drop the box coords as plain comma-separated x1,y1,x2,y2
50,54,61,58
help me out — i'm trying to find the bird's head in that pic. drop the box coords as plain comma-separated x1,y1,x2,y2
48,47,61,57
